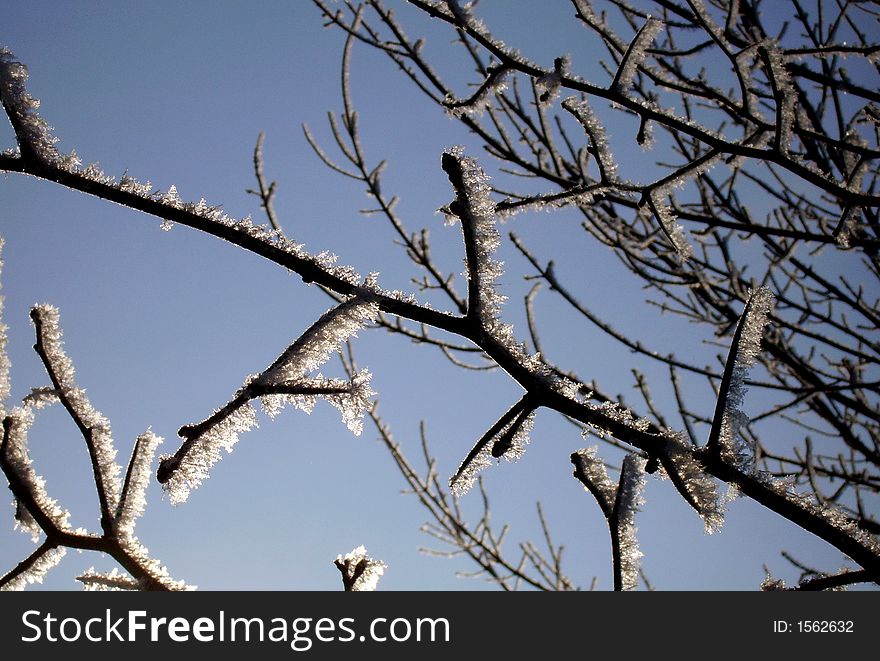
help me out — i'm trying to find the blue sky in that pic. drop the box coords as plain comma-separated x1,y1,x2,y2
1,1,871,590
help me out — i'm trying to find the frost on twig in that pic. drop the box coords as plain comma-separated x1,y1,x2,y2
443,64,510,117
77,567,142,591
643,192,694,261
562,97,618,183
439,148,559,388
659,432,725,533
0,48,68,166
114,431,163,538
611,17,663,92
31,305,123,523
0,294,186,590
571,448,646,590
0,545,66,591
706,287,774,470
334,545,386,591
440,147,504,327
570,446,617,517
536,56,569,105
3,399,71,542
158,297,378,504
449,397,536,497
758,42,795,153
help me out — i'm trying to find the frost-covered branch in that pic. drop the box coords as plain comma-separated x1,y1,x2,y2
440,148,505,327
0,298,186,590
572,448,647,590
448,395,536,497
706,287,775,465
334,545,386,591
157,297,378,504
30,305,121,533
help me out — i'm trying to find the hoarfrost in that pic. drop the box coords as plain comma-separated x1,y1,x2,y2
613,17,663,91
614,454,646,591
159,298,378,504
715,288,774,470
258,298,378,386
834,207,859,248
31,305,122,511
159,402,258,506
644,192,694,261
441,147,504,326
449,406,535,497
580,400,651,440
571,445,617,512
0,48,62,164
562,97,618,182
114,534,191,590
662,432,725,533
535,56,569,105
444,64,509,117
0,545,66,591
761,42,795,151
760,473,880,556
760,572,786,591
114,431,162,538
3,403,71,536
78,567,141,591
335,545,386,591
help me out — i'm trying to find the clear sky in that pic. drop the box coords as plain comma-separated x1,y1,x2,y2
1,1,872,590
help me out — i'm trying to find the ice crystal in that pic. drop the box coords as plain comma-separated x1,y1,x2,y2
335,545,386,591
438,148,555,391
449,407,535,497
0,546,66,591
562,97,618,182
160,402,258,506
160,298,378,504
3,403,71,535
715,288,774,470
613,17,663,91
31,305,122,510
161,184,182,207
761,42,795,151
581,400,651,441
759,472,880,556
662,432,725,533
614,454,646,591
444,65,509,118
0,48,61,164
115,532,192,590
536,56,569,105
114,431,162,538
108,167,375,290
78,567,141,591
645,192,694,261
321,370,375,436
441,147,505,327
835,207,859,248
13,498,41,543
571,446,617,512
760,572,786,591
258,298,379,386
